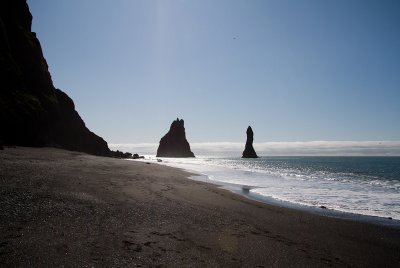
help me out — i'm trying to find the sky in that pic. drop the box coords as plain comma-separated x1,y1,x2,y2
28,0,400,151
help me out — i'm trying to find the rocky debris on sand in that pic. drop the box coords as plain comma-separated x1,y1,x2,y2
133,153,145,159
242,126,258,158
156,118,195,158
110,150,133,159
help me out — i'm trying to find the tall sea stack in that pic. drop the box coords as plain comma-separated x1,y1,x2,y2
0,0,110,156
242,126,258,158
156,118,195,158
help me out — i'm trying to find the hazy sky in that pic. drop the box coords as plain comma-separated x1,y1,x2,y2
29,0,400,144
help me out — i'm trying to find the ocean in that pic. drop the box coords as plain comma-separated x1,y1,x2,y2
138,156,400,223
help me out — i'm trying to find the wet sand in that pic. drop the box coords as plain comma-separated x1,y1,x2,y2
0,147,399,267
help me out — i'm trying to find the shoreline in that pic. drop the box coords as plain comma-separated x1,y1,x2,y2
1,147,400,267
146,156,400,226
185,174,400,229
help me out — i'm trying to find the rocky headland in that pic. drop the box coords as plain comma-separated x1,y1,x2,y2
0,0,110,156
156,118,195,158
242,126,258,158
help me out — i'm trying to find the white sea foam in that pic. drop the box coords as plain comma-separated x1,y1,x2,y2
134,155,400,221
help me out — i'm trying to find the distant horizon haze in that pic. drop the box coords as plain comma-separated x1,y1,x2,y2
28,0,400,144
110,140,400,156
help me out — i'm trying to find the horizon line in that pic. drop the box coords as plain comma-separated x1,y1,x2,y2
109,141,400,156
109,140,400,145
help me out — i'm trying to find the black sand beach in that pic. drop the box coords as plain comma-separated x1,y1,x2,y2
1,147,399,267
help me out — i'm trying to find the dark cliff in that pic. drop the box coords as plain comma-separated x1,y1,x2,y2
242,126,258,158
0,0,110,156
156,118,195,158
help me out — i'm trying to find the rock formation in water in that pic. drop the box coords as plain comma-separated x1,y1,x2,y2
242,126,258,158
156,118,195,158
0,0,110,156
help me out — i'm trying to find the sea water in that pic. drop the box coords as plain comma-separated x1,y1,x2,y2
140,156,400,222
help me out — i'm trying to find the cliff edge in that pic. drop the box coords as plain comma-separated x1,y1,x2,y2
0,0,110,156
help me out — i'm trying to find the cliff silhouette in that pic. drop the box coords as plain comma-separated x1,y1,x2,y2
242,126,258,158
0,0,110,156
157,118,195,158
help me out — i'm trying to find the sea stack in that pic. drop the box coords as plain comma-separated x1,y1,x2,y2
156,118,195,158
242,126,258,158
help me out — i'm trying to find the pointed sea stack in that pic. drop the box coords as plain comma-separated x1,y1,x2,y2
156,118,195,158
242,126,258,158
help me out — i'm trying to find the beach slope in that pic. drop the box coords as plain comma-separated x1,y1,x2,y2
0,147,399,267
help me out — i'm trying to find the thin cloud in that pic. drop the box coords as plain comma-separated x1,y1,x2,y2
109,141,400,156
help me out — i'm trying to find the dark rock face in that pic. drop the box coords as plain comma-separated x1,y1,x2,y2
156,118,195,158
242,126,258,158
132,153,144,159
110,150,133,159
0,0,110,156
